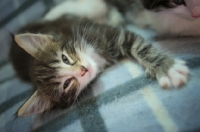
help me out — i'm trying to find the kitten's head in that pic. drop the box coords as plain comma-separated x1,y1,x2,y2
15,33,99,116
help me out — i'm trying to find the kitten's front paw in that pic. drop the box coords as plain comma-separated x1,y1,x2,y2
158,60,189,89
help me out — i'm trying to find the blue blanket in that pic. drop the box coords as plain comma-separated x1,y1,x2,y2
0,0,200,132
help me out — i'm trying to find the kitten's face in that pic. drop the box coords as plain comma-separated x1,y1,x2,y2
15,33,104,116
34,37,99,105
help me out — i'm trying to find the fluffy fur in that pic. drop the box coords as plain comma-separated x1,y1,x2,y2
10,0,190,116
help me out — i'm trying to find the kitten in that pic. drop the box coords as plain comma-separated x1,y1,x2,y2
10,15,189,116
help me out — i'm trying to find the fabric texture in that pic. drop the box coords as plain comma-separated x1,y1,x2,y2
0,0,200,132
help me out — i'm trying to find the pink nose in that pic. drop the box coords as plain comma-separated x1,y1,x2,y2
81,66,88,76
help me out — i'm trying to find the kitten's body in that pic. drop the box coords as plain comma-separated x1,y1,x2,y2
10,1,189,116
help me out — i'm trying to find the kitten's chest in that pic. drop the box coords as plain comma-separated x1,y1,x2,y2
81,45,108,74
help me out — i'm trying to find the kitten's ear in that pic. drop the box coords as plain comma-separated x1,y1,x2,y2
18,90,52,116
14,33,53,58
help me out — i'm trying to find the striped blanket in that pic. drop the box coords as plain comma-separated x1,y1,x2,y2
0,0,200,132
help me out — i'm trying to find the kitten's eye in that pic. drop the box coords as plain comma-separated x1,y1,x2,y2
63,78,72,89
62,54,70,64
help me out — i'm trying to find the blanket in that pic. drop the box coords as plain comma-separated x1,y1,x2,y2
0,0,200,132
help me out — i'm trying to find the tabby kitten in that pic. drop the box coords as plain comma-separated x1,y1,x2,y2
10,16,189,116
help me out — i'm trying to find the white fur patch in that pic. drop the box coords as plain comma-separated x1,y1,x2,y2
44,0,108,21
75,44,107,90
158,59,189,88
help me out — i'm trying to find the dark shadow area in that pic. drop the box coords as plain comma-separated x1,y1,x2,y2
184,56,200,69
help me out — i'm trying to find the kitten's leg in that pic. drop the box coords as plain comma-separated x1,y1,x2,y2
119,32,189,88
127,5,200,36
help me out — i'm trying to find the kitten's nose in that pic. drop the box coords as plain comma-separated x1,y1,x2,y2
81,66,88,76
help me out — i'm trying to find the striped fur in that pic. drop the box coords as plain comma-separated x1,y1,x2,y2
10,15,189,116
